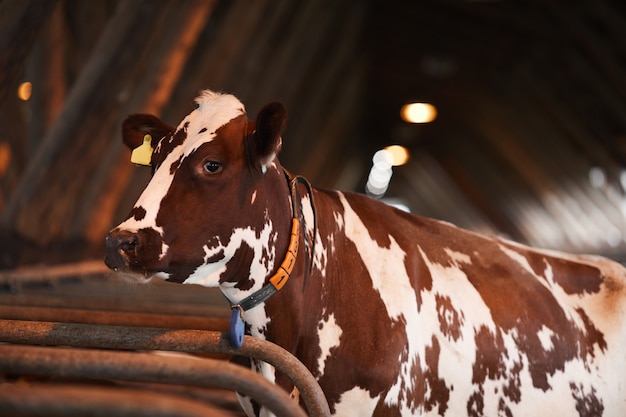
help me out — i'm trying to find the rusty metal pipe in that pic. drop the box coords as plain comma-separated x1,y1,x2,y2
0,344,306,417
0,294,229,318
0,304,229,330
0,384,239,417
0,319,331,417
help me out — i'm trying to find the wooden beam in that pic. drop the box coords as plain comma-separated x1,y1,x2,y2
0,0,59,105
80,0,216,245
1,0,151,229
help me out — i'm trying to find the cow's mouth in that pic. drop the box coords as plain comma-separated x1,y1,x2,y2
105,255,172,283
112,269,155,284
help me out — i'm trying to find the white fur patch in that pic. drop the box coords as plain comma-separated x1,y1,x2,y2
338,193,415,321
333,387,380,417
444,247,472,264
317,312,343,377
337,193,421,413
416,246,495,415
184,221,277,291
537,325,555,351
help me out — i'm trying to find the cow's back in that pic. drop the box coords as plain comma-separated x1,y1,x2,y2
297,189,626,416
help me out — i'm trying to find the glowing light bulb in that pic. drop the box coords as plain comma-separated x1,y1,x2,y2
589,167,606,188
400,102,437,124
17,82,32,101
384,145,410,166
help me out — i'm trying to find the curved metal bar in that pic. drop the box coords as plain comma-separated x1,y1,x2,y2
0,344,306,417
0,384,240,417
0,304,229,331
0,319,331,417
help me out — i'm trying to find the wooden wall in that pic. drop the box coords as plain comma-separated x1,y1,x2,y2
0,0,368,267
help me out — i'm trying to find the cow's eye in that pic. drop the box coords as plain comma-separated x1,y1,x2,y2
203,161,222,174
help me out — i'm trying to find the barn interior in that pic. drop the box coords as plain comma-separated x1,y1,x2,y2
1,0,626,267
1,0,625,414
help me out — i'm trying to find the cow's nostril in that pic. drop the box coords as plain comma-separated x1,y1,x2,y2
119,235,138,253
105,230,142,271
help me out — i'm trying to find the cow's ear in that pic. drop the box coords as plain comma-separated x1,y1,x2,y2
122,114,175,150
249,102,287,171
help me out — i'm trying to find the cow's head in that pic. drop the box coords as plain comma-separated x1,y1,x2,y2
105,91,292,292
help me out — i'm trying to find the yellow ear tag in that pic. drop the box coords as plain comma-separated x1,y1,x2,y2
130,134,153,166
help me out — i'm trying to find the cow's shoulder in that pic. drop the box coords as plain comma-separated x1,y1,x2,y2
314,188,451,238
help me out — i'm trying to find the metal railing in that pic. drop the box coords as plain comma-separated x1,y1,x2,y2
0,319,330,417
0,267,331,417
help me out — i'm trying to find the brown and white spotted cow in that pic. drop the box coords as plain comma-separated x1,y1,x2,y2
105,90,626,417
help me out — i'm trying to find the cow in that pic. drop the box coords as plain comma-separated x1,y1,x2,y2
105,90,626,417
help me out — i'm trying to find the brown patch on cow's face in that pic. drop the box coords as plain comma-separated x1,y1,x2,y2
153,122,188,172
219,242,256,289
128,206,146,221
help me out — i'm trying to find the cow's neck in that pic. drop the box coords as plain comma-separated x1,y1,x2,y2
221,169,316,345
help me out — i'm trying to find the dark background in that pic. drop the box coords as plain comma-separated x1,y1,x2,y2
1,0,625,267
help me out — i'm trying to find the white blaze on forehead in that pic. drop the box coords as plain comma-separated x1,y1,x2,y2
118,90,245,234
181,90,245,157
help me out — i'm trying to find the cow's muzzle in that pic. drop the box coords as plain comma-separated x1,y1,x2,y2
104,229,141,270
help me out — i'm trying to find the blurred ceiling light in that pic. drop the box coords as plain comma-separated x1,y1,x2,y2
367,150,392,198
372,149,394,169
384,145,410,166
588,167,606,188
17,82,32,101
400,102,437,124
367,146,409,198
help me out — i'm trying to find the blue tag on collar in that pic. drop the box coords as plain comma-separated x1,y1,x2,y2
229,308,245,348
